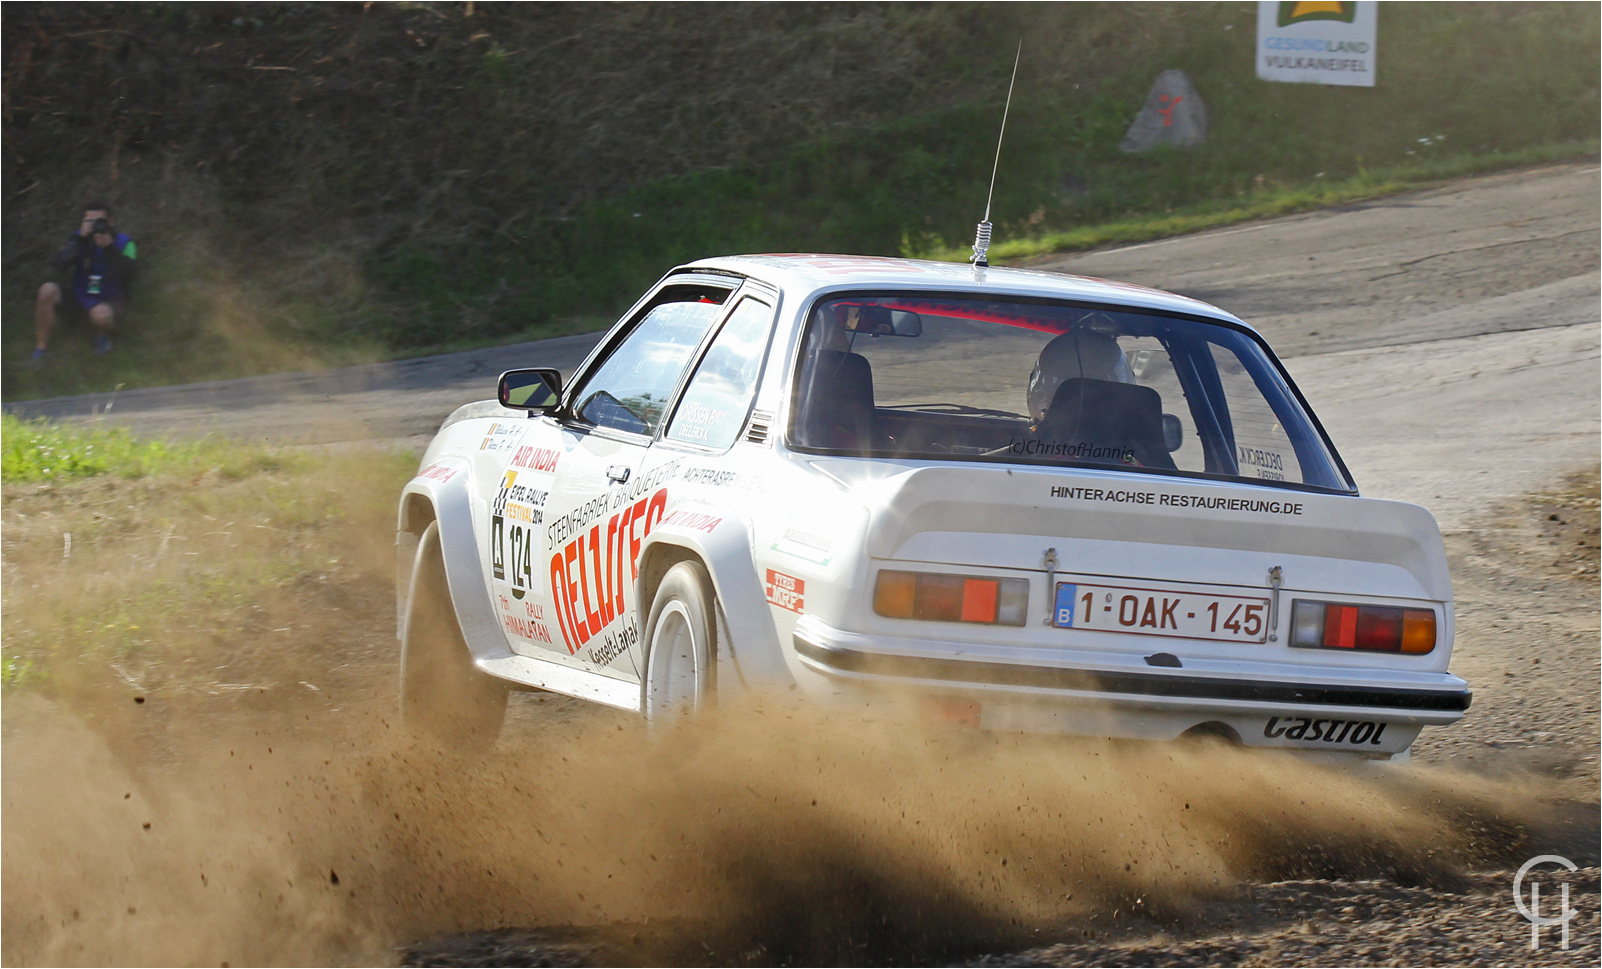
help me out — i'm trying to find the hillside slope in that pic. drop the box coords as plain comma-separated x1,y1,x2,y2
3,2,1595,398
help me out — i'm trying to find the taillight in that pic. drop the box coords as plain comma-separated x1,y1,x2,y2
1289,600,1436,654
874,570,1028,626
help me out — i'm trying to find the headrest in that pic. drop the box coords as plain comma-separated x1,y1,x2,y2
812,351,874,402
1045,378,1162,425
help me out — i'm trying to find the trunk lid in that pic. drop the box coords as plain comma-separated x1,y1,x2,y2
837,461,1449,602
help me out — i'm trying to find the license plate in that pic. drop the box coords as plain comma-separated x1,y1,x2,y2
1053,582,1271,644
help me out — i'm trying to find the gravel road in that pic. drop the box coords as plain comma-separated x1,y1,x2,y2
9,160,1599,966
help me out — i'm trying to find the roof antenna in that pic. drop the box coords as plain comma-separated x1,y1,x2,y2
972,40,1022,269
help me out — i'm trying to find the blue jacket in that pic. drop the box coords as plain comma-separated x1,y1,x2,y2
54,231,138,305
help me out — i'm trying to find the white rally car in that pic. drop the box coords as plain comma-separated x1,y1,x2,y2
397,254,1470,755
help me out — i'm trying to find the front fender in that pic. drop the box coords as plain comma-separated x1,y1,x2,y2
397,458,505,663
638,510,788,691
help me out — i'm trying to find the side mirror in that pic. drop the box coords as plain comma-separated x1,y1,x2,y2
1162,414,1184,452
498,368,562,413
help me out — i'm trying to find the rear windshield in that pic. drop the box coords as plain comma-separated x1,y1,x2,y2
789,294,1353,492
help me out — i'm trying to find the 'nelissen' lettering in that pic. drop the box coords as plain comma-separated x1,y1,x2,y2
549,487,668,654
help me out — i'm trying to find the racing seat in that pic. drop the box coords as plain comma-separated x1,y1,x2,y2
800,350,881,450
1037,378,1175,470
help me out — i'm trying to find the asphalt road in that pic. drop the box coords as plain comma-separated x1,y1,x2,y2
8,161,1598,463
1031,161,1599,358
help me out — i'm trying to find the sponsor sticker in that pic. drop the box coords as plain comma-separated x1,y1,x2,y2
497,595,555,645
672,403,728,442
549,487,668,654
765,569,805,613
681,466,760,490
1049,485,1304,516
1263,715,1388,746
771,524,834,565
586,617,639,669
491,468,552,601
660,509,722,533
509,444,561,473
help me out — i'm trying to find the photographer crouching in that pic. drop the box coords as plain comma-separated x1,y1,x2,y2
32,200,139,366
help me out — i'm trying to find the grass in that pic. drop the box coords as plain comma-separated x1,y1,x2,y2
1,412,298,483
0,442,412,695
3,4,1596,399
926,141,1601,263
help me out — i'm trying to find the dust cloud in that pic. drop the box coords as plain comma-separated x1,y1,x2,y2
2,680,1569,967
0,455,1579,966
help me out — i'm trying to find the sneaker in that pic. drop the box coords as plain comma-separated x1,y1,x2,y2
93,334,113,355
26,347,47,369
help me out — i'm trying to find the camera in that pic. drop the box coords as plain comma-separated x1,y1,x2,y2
89,217,112,236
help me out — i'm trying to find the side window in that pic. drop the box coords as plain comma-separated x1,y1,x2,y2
1210,344,1304,483
666,298,773,449
570,293,728,435
1118,336,1204,472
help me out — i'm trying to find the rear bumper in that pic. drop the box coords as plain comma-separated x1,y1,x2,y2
790,622,1470,751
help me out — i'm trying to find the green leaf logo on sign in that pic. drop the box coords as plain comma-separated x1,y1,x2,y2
1277,1,1357,27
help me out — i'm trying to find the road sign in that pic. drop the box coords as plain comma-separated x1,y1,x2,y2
1256,2,1377,88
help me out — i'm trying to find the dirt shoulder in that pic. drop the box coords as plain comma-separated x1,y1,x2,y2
977,870,1600,968
1422,473,1601,783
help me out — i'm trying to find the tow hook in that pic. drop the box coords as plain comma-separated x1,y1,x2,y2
1267,565,1283,642
1042,547,1059,625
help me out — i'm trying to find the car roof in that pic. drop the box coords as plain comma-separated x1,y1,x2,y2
681,253,1251,329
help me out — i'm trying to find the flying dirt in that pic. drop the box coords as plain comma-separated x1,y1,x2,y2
3,162,1598,966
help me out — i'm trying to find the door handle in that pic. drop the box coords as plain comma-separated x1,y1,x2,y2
606,465,631,483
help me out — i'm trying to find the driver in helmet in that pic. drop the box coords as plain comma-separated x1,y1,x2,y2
1026,326,1133,426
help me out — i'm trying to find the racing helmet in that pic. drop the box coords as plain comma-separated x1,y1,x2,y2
1027,327,1132,423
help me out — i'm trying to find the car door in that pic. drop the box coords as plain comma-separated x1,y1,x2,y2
475,412,565,658
534,278,739,676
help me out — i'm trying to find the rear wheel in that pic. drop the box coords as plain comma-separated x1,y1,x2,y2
642,560,716,720
400,521,506,750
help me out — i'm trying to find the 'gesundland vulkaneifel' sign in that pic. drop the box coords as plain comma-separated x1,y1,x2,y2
1256,1,1376,88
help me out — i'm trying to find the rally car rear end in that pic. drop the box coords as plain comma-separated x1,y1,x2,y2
785,463,1469,757
753,268,1469,757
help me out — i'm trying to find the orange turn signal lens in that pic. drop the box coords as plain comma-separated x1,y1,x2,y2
873,571,917,618
1399,609,1437,654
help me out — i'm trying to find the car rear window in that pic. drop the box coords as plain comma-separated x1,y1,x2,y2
788,294,1352,492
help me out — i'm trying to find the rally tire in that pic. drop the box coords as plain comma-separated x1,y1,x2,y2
642,559,717,720
400,521,507,750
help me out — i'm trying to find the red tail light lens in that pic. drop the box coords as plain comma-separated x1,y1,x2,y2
874,570,1027,626
1290,600,1436,654
916,574,967,621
